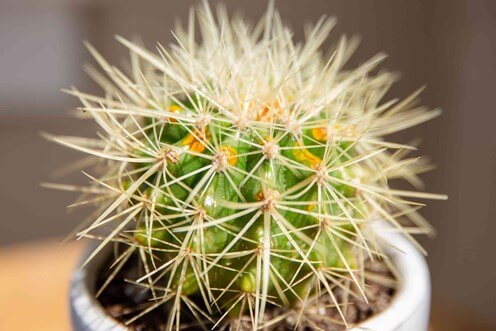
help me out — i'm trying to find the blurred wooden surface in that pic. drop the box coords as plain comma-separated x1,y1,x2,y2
0,240,82,331
0,239,481,331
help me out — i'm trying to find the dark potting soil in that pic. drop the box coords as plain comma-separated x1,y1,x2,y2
97,254,394,331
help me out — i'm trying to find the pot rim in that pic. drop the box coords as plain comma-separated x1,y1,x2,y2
350,225,430,330
70,226,430,330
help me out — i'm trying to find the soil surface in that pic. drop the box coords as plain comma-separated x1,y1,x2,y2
97,255,394,330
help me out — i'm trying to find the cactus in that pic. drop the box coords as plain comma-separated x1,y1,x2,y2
46,2,446,330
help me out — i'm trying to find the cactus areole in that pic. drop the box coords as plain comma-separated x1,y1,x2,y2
49,2,446,330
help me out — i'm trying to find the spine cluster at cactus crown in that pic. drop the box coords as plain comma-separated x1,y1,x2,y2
46,2,446,329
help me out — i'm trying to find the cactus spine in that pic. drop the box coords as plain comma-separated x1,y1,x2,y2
47,2,446,330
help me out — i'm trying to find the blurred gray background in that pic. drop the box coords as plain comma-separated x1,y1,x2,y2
0,0,495,329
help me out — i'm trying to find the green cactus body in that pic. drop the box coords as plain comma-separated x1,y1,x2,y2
129,103,362,316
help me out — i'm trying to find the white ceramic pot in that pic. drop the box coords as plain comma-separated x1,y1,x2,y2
350,228,431,331
70,230,430,331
